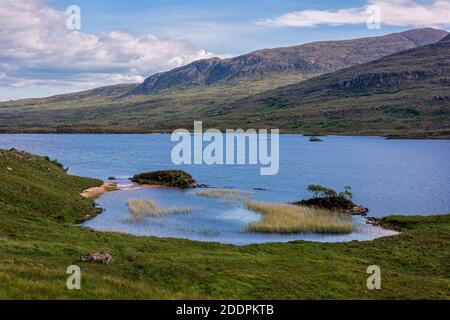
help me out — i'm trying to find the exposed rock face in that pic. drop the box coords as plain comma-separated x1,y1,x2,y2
130,28,447,95
438,34,450,43
229,30,450,117
330,71,432,90
365,217,402,231
81,252,113,264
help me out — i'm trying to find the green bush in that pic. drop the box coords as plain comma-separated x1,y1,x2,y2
131,170,196,188
296,185,354,210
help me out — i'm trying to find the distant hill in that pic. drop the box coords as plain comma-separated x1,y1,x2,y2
130,28,448,95
218,34,450,138
1,83,138,106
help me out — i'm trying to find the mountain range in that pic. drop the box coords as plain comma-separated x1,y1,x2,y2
217,33,450,138
0,28,449,138
130,28,448,95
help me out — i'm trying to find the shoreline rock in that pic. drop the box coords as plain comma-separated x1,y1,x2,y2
81,252,113,264
344,205,369,216
365,217,402,231
80,182,117,198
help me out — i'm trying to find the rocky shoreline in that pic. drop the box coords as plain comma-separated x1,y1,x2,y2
365,217,403,231
80,182,117,199
345,205,369,216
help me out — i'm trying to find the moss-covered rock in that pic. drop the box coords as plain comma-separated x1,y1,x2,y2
131,170,196,188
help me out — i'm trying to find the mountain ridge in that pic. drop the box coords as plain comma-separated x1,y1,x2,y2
129,28,448,95
0,28,449,138
215,37,450,138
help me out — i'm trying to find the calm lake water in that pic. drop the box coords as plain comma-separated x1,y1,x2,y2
1,134,449,245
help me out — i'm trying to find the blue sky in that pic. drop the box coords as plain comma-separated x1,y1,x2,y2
0,0,449,100
48,0,408,54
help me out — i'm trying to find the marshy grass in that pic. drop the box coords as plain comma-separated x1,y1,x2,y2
127,199,192,221
199,227,220,236
195,188,252,203
246,201,354,234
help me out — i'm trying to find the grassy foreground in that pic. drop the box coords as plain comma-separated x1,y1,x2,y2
0,149,449,299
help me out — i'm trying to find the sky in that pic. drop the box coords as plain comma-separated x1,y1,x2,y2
0,0,449,100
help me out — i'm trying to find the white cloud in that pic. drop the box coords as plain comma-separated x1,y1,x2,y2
0,0,216,99
259,0,450,28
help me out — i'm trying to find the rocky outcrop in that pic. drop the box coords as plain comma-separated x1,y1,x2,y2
345,205,369,216
80,182,117,198
81,252,113,264
365,217,402,231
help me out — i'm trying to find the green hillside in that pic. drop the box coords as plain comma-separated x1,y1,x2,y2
0,149,449,299
217,35,450,138
0,29,449,138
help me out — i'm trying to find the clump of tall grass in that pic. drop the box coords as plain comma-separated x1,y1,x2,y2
199,227,220,236
195,188,252,203
127,199,192,221
246,201,354,234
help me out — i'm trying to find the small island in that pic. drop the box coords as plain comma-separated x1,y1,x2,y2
293,185,369,215
131,170,196,188
309,136,323,142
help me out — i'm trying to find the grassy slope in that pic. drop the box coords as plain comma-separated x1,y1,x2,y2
0,44,448,138
0,74,310,133
0,31,449,138
218,40,450,138
0,149,449,299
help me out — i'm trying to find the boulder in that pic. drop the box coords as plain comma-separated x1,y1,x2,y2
81,251,113,264
345,205,369,216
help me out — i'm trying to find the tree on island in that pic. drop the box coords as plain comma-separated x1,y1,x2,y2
295,185,361,213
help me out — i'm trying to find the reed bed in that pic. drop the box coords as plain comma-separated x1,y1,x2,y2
195,188,252,203
127,199,192,221
246,201,354,234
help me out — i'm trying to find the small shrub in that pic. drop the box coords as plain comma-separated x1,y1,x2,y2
295,196,354,211
43,155,67,171
297,185,355,211
307,185,337,198
265,96,292,108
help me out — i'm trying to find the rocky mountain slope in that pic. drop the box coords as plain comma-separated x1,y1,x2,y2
130,28,447,95
216,34,450,138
